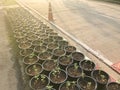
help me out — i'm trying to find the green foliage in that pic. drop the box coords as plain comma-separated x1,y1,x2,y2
46,85,53,90
74,63,79,70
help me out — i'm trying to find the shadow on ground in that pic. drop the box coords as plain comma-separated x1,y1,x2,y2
92,0,120,4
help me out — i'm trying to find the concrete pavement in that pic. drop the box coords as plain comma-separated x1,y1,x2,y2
0,7,18,90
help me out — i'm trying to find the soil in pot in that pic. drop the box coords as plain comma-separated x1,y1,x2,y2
58,40,68,49
77,76,97,90
23,53,39,65
59,55,73,70
53,49,66,59
49,32,58,36
25,63,43,76
20,48,33,57
43,38,54,45
32,40,43,46
47,43,59,52
65,46,76,55
18,42,31,49
16,37,28,43
91,70,110,90
34,45,47,54
29,74,50,90
53,36,63,41
42,59,58,75
72,52,85,63
59,81,80,90
27,35,38,41
106,82,120,90
49,67,67,85
39,51,53,63
66,63,83,81
80,60,95,76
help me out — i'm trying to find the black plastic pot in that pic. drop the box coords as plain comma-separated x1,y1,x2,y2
23,54,39,65
43,38,54,45
42,59,59,75
18,42,32,49
47,43,59,52
71,52,85,63
32,40,43,47
38,51,53,63
59,81,80,90
79,59,95,76
34,45,47,54
106,82,120,90
49,68,68,85
58,40,68,49
66,63,83,81
52,49,66,59
77,76,97,90
65,46,76,55
91,70,110,90
53,36,63,41
58,55,73,70
29,74,50,90
25,63,43,77
19,48,33,57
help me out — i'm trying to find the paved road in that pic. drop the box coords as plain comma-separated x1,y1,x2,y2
21,0,120,64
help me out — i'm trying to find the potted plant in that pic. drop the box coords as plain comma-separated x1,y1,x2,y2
18,42,32,49
16,37,28,44
71,52,85,63
77,76,97,90
34,45,47,54
53,36,63,41
59,81,80,90
58,55,73,70
66,63,83,81
52,49,66,59
42,59,58,75
58,40,68,49
49,67,68,84
43,85,56,90
45,29,54,34
43,38,54,45
39,34,49,40
39,51,53,63
27,35,38,41
47,43,59,52
32,40,43,47
49,32,58,36
91,70,110,90
65,46,76,55
106,82,120,90
19,48,33,57
23,52,39,65
29,74,50,90
79,59,95,76
25,63,43,77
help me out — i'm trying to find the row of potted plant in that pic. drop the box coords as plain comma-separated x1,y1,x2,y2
6,7,120,90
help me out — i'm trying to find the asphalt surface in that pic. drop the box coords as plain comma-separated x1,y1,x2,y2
20,0,120,64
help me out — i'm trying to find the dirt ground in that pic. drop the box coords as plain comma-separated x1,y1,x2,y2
0,3,24,89
0,8,17,90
